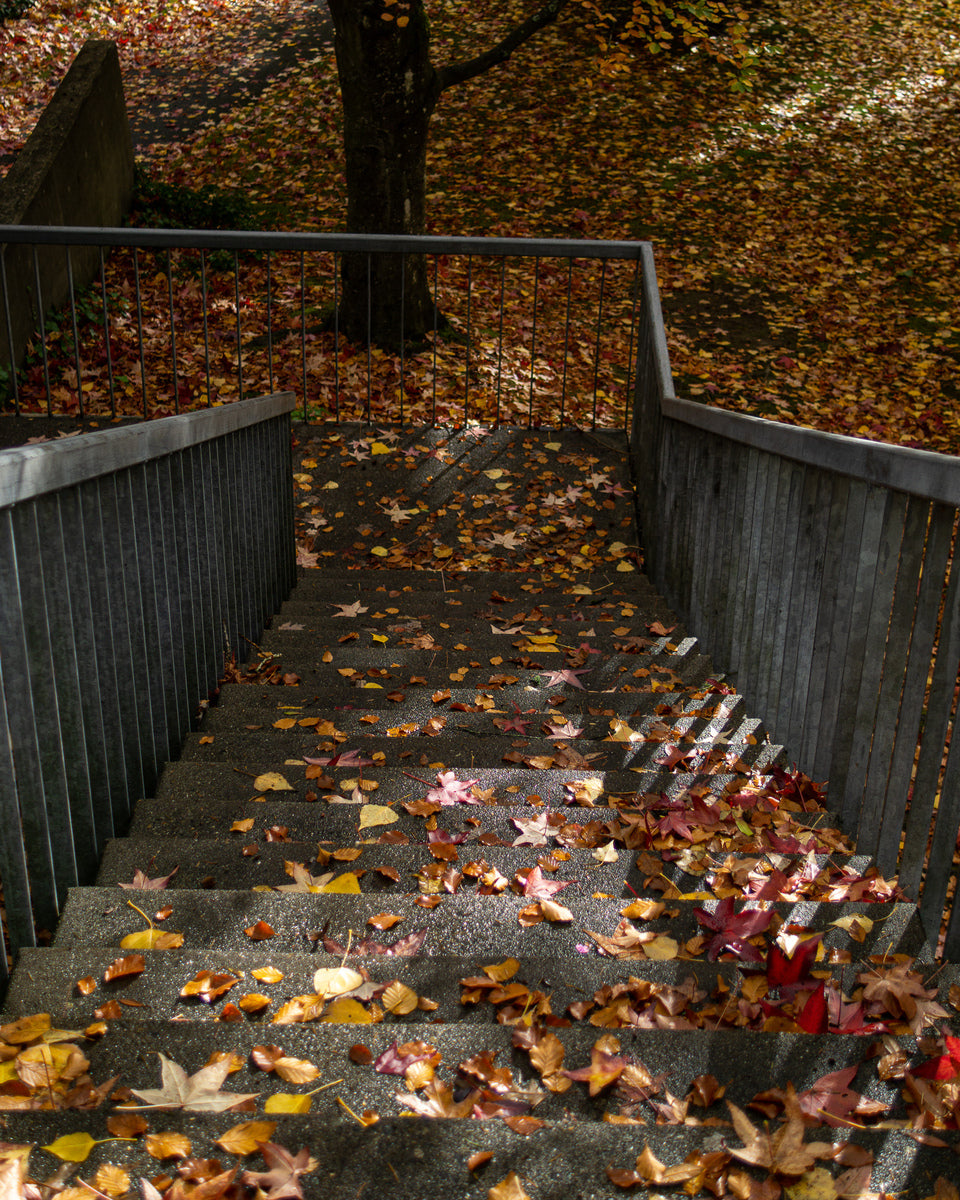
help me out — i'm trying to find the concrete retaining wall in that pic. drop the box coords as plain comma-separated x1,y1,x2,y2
0,39,134,375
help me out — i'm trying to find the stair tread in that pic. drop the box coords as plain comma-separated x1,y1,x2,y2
51,886,929,959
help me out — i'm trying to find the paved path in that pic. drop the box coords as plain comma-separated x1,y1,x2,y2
126,0,331,152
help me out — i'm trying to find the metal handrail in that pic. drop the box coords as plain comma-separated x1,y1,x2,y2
0,392,296,984
631,270,960,956
0,225,644,428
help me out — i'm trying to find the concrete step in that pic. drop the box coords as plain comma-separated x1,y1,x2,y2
0,1109,951,1200
176,726,778,774
50,887,929,960
11,943,941,1028
0,1012,917,1118
93,836,883,901
194,701,759,743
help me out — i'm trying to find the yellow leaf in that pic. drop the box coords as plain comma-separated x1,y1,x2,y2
483,958,520,982
483,469,505,479
252,966,284,984
321,998,375,1024
320,873,361,894
381,982,418,1015
784,1167,838,1200
120,929,184,950
274,1056,321,1084
371,546,389,557
489,1171,533,1200
643,935,680,960
370,441,391,454
92,1164,130,1198
231,818,255,832
254,772,293,792
238,993,271,1013
358,804,398,830
829,915,874,942
43,1134,98,1163
144,1132,192,1160
313,967,364,998
616,560,636,572
264,1093,313,1114
215,1120,277,1156
1,1014,50,1044
272,718,297,729
593,840,619,863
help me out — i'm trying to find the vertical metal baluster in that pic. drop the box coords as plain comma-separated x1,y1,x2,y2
527,257,540,427
623,257,641,434
366,254,372,423
332,251,340,422
200,250,211,407
0,521,58,941
399,254,406,423
464,255,473,425
560,258,574,429
31,247,51,415
166,248,179,414
98,246,116,416
266,251,275,395
65,250,83,418
592,259,608,431
133,247,148,418
0,668,35,966
496,257,506,426
301,252,309,420
234,250,244,402
0,249,19,413
431,255,439,426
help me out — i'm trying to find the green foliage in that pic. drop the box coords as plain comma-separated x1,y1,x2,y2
0,0,37,23
130,166,260,234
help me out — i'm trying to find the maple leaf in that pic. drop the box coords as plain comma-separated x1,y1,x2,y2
727,1084,823,1176
562,1047,627,1096
426,770,481,806
486,530,523,549
521,866,574,900
241,1142,317,1200
331,600,368,617
796,1065,889,1127
395,1076,478,1118
693,898,773,962
912,1034,960,1081
540,667,590,689
303,748,373,768
117,866,178,890
545,719,582,739
511,812,551,846
128,1053,259,1112
295,545,319,568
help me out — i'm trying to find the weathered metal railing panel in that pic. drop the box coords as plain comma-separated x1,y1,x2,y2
0,393,296,977
0,226,645,431
632,283,960,955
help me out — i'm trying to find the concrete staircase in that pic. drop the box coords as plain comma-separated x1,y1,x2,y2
2,433,959,1197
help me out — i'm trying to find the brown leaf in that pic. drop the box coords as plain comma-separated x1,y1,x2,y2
103,955,145,982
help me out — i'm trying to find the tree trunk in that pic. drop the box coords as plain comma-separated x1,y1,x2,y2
328,0,440,346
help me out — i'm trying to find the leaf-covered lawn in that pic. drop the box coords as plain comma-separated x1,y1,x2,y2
3,0,959,445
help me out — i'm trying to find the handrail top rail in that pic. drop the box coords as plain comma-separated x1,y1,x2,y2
0,225,648,259
0,392,296,509
662,394,960,507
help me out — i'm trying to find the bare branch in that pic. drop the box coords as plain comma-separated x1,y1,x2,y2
436,0,570,93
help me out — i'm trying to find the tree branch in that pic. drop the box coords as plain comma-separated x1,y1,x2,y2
435,0,570,94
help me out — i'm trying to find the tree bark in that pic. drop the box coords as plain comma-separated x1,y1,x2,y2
328,0,440,346
327,0,569,346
